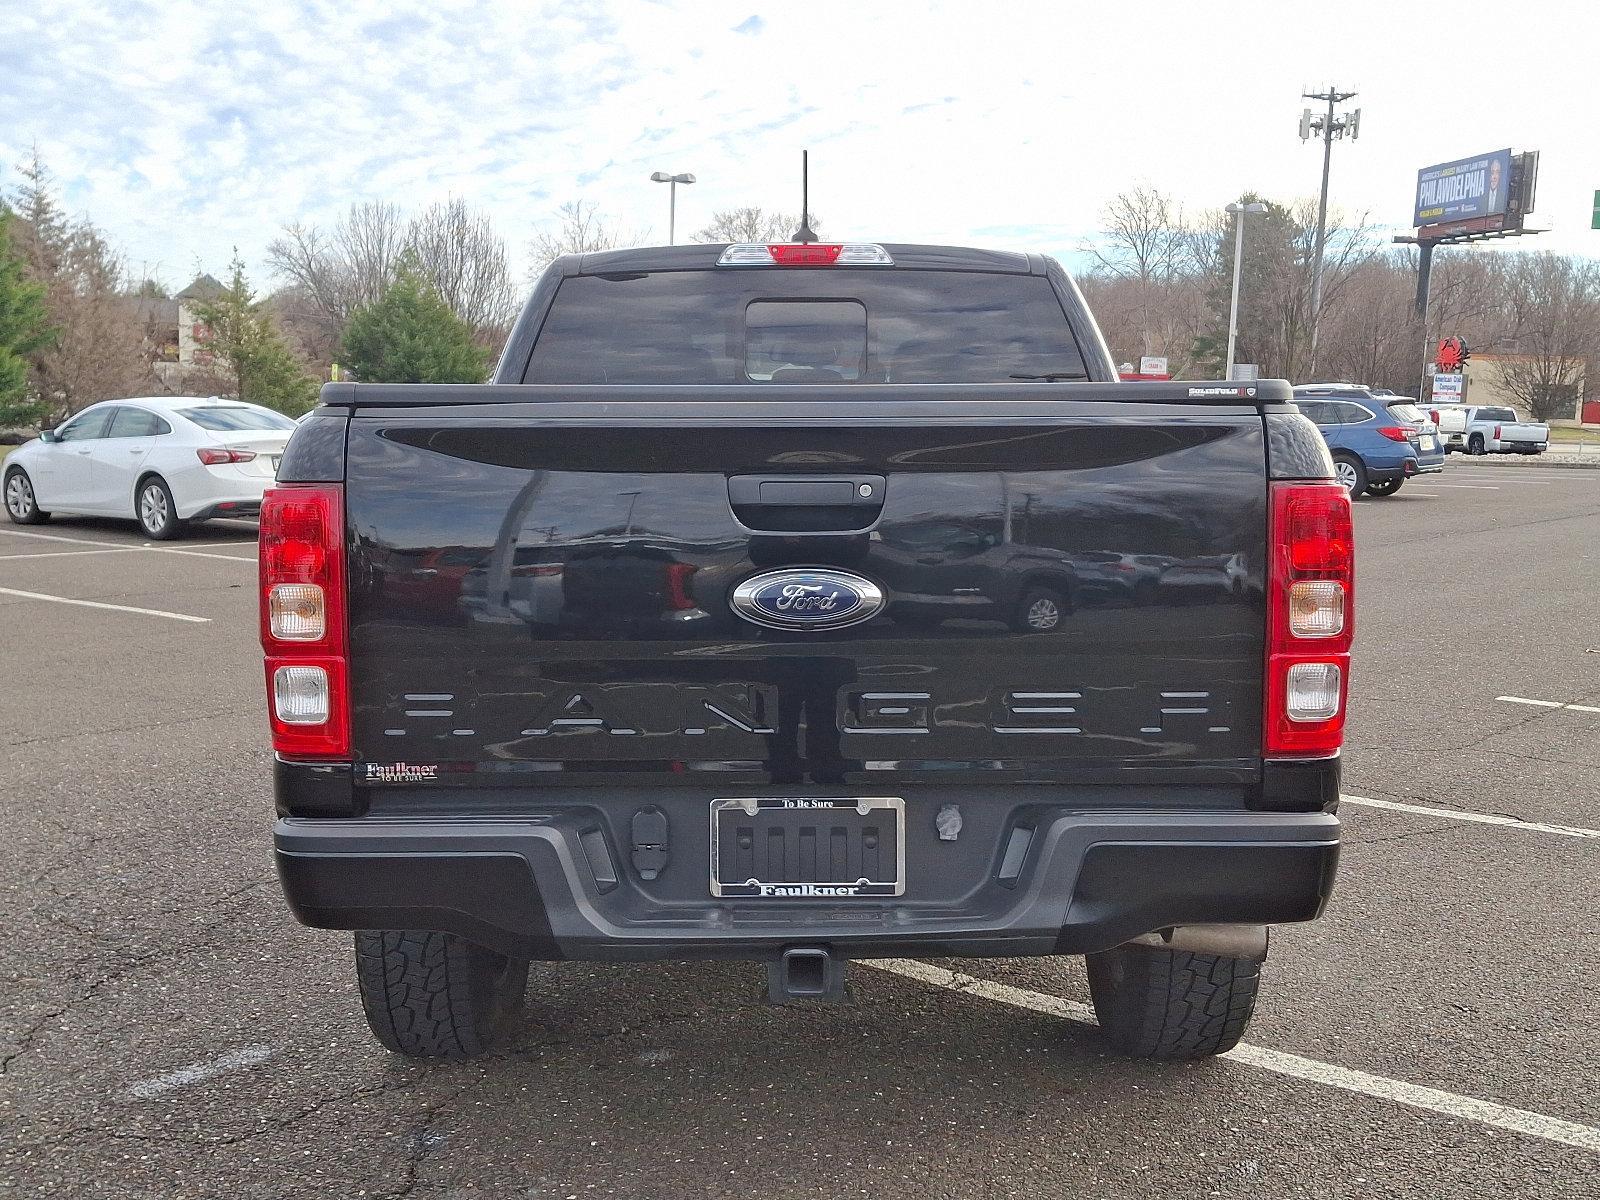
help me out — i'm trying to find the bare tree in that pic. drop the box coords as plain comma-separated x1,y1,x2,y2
268,201,407,349
693,207,820,243
406,198,518,337
1086,186,1191,284
1316,255,1419,391
527,200,644,277
269,199,516,352
1488,253,1600,421
1081,187,1208,371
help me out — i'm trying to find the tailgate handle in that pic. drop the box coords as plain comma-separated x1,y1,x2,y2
728,475,884,507
728,475,886,533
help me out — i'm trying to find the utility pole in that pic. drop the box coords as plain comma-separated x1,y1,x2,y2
1300,87,1360,376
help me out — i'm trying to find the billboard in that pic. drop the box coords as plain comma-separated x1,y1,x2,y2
1414,149,1513,227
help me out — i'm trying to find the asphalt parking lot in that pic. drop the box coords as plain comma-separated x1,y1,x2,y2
2,460,1597,1199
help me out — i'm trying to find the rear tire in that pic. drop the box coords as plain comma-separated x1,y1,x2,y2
1014,585,1067,633
354,930,528,1059
1468,434,1486,455
4,467,49,524
1365,478,1401,497
1087,944,1260,1060
135,475,182,539
1331,453,1367,498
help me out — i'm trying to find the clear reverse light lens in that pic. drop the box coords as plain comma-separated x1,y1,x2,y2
269,583,325,640
1288,580,1345,638
833,243,895,265
1286,662,1342,722
273,665,329,724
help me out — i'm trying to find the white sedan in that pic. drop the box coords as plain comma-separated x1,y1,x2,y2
3,396,296,539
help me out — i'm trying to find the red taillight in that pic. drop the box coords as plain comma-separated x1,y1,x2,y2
1494,425,1502,439
260,484,348,759
1264,482,1353,757
1429,410,1440,424
1376,426,1410,442
197,447,257,464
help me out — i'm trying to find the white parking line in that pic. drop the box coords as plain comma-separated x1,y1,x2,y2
0,548,142,561
1497,695,1600,714
1431,483,1500,490
867,959,1600,1153
127,1044,277,1100
0,586,210,623
150,547,257,563
0,528,129,548
1341,794,1599,840
1446,476,1555,485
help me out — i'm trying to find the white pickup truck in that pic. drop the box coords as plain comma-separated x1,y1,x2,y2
1433,405,1549,455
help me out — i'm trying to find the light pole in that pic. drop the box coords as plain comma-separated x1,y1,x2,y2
649,171,695,245
1224,201,1267,381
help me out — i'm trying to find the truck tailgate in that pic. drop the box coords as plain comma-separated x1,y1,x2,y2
343,397,1268,792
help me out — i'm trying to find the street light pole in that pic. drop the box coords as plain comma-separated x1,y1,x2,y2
1225,201,1267,381
649,171,697,245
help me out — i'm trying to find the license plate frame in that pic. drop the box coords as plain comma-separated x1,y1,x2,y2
709,797,906,899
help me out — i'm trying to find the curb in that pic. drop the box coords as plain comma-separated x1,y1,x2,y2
1444,455,1600,471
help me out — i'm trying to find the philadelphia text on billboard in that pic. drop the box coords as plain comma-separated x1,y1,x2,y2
1414,149,1513,227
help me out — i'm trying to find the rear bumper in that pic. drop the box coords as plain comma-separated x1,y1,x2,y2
274,807,1341,962
189,499,261,521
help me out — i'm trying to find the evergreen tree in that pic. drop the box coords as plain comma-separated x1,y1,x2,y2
1192,196,1303,379
7,149,155,418
190,252,318,415
0,209,57,429
339,258,488,383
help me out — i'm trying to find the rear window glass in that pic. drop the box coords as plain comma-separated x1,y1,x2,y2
1476,407,1517,422
525,269,1085,385
180,406,296,431
1386,403,1424,421
109,408,172,437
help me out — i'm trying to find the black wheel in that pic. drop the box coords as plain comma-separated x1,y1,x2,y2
135,475,182,539
1013,585,1067,633
1331,453,1367,498
4,467,49,524
1087,944,1260,1060
1365,478,1401,497
1468,434,1486,455
354,930,528,1059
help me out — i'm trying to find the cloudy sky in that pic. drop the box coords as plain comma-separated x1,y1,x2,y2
4,0,1597,289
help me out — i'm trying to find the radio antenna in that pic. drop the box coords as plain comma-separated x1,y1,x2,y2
792,149,818,243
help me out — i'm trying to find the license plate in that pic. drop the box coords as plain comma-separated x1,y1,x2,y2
1422,436,1437,450
709,797,905,898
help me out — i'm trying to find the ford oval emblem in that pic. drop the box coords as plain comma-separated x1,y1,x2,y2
731,568,885,631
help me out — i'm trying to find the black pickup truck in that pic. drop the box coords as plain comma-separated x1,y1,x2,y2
265,241,1349,1061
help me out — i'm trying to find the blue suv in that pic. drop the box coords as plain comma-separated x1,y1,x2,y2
1293,386,1445,498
